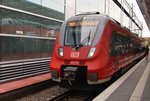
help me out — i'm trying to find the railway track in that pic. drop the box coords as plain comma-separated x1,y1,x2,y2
50,90,101,101
0,80,57,101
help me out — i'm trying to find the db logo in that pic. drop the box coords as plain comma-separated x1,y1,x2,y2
71,52,79,58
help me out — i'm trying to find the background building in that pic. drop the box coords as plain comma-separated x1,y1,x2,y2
0,0,65,82
66,0,143,35
0,0,65,62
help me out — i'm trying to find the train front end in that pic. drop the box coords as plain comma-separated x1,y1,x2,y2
50,13,110,88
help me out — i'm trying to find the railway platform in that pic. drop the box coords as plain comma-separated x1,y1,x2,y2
0,73,51,94
93,54,150,101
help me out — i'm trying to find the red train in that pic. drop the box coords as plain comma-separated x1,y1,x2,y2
50,12,146,89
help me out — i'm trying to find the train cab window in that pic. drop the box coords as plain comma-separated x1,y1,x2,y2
64,19,100,47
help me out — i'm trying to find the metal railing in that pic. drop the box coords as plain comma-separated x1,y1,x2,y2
0,57,51,83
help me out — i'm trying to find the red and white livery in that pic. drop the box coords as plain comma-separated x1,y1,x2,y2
50,12,146,89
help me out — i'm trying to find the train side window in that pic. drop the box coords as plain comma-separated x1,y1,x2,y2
116,34,122,56
115,33,131,55
110,32,117,56
110,32,131,56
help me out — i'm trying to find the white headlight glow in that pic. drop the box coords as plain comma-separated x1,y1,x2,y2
88,48,96,57
58,48,63,57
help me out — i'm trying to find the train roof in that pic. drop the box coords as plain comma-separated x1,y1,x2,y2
73,12,121,26
75,11,100,16
66,12,142,42
67,12,109,21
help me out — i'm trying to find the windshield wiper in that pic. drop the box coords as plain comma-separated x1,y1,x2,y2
80,30,91,46
75,44,84,50
87,30,91,45
73,29,92,50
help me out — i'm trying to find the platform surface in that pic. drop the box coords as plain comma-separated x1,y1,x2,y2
0,73,51,94
93,55,150,101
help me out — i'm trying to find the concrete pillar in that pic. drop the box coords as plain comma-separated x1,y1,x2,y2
65,0,76,20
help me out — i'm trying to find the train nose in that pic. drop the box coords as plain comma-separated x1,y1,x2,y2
63,47,91,60
61,66,87,81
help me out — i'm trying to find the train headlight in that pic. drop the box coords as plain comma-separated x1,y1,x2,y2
58,47,63,57
88,48,96,57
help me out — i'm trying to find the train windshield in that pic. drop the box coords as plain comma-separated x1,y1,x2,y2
64,19,100,47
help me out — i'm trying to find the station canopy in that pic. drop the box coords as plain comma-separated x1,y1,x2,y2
137,0,150,30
